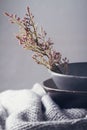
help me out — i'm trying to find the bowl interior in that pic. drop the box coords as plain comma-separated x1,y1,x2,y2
68,62,87,76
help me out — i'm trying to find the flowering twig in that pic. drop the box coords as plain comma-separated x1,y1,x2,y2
4,6,69,74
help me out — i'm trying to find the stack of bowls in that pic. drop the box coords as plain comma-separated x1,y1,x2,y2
43,62,87,108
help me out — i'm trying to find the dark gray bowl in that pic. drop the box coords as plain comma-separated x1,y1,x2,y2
43,78,87,108
49,62,87,91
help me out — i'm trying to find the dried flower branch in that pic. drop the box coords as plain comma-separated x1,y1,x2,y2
4,6,69,74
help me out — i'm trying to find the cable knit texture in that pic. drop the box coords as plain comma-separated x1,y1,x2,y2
0,84,87,130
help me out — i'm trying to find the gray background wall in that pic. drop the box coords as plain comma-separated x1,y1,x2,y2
0,0,87,91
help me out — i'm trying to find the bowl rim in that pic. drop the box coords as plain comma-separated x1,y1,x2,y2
43,86,87,94
42,78,87,94
49,62,87,79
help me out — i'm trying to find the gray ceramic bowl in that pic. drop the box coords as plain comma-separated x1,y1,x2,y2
43,78,87,108
49,62,87,91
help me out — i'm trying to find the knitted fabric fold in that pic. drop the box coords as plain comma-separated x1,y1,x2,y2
0,84,87,130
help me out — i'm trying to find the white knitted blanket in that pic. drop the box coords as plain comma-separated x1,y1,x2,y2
0,83,87,130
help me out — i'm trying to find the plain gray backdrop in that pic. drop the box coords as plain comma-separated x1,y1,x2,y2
0,0,87,91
